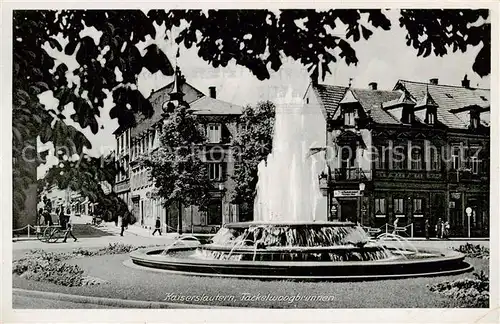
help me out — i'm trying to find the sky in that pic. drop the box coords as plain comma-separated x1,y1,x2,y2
36,9,490,179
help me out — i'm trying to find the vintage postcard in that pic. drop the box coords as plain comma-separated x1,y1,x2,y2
2,1,498,323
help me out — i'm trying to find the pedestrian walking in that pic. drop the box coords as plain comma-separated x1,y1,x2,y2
120,213,129,237
435,218,442,238
62,212,77,243
444,221,450,239
58,206,66,229
424,219,430,240
152,217,162,236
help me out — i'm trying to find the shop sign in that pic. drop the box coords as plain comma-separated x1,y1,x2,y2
334,190,361,197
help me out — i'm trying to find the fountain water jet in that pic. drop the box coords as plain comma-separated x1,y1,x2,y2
254,86,327,222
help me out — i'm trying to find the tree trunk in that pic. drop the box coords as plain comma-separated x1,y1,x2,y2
178,200,183,235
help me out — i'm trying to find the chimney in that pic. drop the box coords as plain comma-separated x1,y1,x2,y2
209,86,216,99
429,78,438,85
368,82,378,90
461,75,470,88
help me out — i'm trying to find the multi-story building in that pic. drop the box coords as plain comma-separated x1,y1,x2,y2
39,185,95,217
114,67,243,233
304,76,489,237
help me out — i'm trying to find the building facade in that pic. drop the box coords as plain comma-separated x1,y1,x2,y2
114,68,243,233
304,76,489,237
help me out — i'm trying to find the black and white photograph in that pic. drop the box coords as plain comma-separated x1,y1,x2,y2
3,2,498,323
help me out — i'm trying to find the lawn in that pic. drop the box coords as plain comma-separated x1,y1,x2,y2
13,253,488,308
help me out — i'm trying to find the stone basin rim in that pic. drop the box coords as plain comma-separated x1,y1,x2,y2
130,246,466,267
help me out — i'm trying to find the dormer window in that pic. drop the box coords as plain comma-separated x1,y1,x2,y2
426,109,437,125
344,108,357,127
402,107,413,124
470,111,480,129
427,112,435,124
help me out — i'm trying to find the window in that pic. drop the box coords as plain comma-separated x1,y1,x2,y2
451,146,461,170
427,111,436,124
207,124,222,143
429,147,441,171
374,146,386,170
393,198,404,216
208,163,222,180
470,112,480,129
392,146,406,170
470,151,481,174
344,110,356,126
402,107,413,124
413,198,423,217
410,146,423,170
375,198,386,218
340,146,355,169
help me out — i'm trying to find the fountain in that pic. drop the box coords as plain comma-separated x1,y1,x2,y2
130,86,471,280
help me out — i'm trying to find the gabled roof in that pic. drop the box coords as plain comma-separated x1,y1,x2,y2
395,80,490,129
381,91,416,110
415,88,439,110
189,96,243,116
130,81,205,138
310,83,348,118
311,83,403,125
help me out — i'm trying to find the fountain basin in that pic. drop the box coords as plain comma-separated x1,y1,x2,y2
130,246,471,281
130,221,472,281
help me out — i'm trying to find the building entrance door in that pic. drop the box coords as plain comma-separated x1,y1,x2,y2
132,198,140,225
339,199,357,222
207,200,222,229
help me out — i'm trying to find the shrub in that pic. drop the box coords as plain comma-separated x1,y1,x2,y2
13,250,84,287
95,242,139,255
428,271,489,308
453,243,489,259
13,244,159,286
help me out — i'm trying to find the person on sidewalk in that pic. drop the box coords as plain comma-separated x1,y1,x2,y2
58,206,66,230
424,219,430,240
120,213,129,237
62,211,77,243
444,221,450,239
435,218,442,239
152,217,162,236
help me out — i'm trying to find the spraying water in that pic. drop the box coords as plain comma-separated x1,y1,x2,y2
253,86,327,222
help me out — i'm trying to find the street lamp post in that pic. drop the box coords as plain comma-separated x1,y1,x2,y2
219,183,225,226
466,207,472,238
358,183,365,224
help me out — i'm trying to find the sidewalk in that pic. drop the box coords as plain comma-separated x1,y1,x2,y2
99,222,179,240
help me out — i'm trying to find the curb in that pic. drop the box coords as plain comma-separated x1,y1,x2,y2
13,288,229,309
